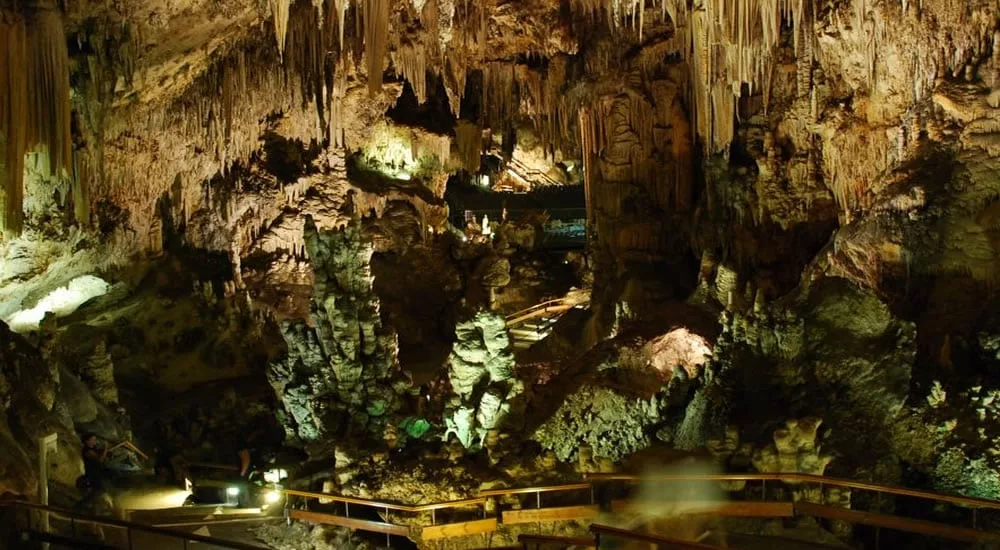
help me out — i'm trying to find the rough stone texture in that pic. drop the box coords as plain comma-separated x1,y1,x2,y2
444,310,521,448
269,220,402,450
3,0,1000,520
533,385,661,462
0,322,116,495
751,418,833,477
697,276,915,479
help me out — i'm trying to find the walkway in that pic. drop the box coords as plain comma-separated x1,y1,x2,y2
505,289,590,350
9,471,1000,549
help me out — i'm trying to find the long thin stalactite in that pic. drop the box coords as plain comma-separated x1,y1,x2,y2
0,8,73,235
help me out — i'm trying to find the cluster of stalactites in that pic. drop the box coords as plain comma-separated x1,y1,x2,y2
0,8,74,235
682,0,809,153
568,0,811,153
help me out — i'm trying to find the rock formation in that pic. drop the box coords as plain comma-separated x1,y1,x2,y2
444,310,521,449
269,218,403,451
1,1,1000,547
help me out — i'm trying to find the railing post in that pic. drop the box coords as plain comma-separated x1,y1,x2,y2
345,502,350,518
127,526,133,550
38,433,57,550
973,508,978,529
431,508,436,525
761,479,766,501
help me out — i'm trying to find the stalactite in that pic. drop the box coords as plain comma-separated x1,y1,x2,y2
271,0,292,59
331,56,348,147
332,0,350,50
481,63,517,143
0,9,72,235
1,13,28,235
442,55,467,116
393,43,428,103
455,121,482,173
578,107,594,231
362,0,389,96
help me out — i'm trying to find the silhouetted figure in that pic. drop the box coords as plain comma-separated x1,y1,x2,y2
81,433,108,491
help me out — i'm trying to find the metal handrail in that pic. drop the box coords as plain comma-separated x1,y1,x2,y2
1,500,269,550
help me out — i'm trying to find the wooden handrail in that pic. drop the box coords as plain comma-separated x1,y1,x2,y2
794,502,1000,544
276,472,1000,545
480,482,592,497
505,293,590,324
505,298,574,321
590,524,723,549
584,472,1000,511
517,533,595,546
283,489,486,513
1,501,269,550
288,472,1000,518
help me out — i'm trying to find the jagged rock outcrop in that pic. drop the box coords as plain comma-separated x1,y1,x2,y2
444,310,521,448
0,322,116,495
269,219,403,450
751,417,833,477
697,274,915,478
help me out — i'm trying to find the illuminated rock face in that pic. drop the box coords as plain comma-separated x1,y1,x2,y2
444,310,521,448
2,0,1000,513
268,220,402,449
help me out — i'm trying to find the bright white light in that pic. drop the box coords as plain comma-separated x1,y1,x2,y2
6,275,110,333
226,487,240,496
263,468,288,483
264,491,281,504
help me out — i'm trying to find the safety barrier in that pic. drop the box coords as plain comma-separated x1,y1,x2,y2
283,488,492,543
20,470,1000,548
587,472,1000,546
505,291,590,328
590,524,721,549
277,471,1000,547
0,500,269,550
